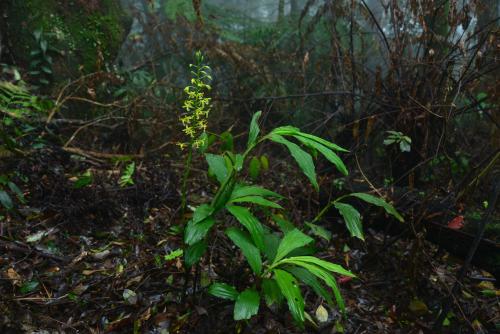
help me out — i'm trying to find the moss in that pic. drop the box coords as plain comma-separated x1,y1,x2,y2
6,0,128,78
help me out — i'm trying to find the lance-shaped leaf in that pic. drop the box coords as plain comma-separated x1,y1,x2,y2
334,202,364,240
8,182,25,203
206,153,228,184
286,266,333,307
348,193,404,222
184,216,216,245
293,135,348,176
269,125,300,136
272,214,295,234
269,134,318,191
234,288,260,320
270,126,348,152
247,111,262,148
231,184,283,200
191,204,214,223
226,205,265,251
229,195,282,209
274,229,313,264
262,278,283,306
184,240,207,267
226,227,262,275
263,231,280,262
276,256,355,278
0,190,13,210
286,261,346,313
294,132,348,152
274,269,305,325
208,283,239,301
305,222,332,242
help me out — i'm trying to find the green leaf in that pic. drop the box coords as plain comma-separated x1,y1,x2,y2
226,205,265,251
229,195,282,209
192,204,214,223
212,176,236,211
0,175,9,185
40,40,48,54
270,125,300,133
247,111,262,148
73,171,93,189
262,278,283,306
220,131,234,151
334,202,364,240
400,140,411,152
225,227,262,275
274,229,314,264
274,269,305,325
263,231,280,262
293,135,348,175
0,190,13,210
206,154,228,184
197,132,209,153
164,249,183,261
41,66,52,74
287,245,317,258
386,130,403,136
33,29,42,41
269,134,318,191
208,282,239,301
272,214,295,234
184,216,216,245
234,288,260,320
348,193,404,222
119,162,135,187
20,280,39,294
223,153,236,172
271,126,348,152
8,182,25,203
234,154,244,171
286,266,333,306
260,155,269,170
305,222,332,241
249,156,261,180
184,240,207,267
299,133,349,152
277,256,355,277
231,184,283,200
285,261,346,313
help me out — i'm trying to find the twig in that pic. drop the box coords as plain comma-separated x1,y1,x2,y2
355,153,383,197
214,90,352,102
0,238,69,262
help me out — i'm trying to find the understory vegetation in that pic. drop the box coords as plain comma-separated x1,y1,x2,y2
0,0,499,333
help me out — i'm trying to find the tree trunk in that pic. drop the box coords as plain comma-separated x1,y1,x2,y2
290,0,299,20
278,0,284,22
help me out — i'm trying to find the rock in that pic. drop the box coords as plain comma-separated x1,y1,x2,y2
4,0,129,80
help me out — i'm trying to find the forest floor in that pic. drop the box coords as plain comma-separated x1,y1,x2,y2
1,146,499,333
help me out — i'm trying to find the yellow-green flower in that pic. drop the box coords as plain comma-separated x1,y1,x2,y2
178,51,212,150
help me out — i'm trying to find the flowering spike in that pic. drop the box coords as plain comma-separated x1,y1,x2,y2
178,51,212,150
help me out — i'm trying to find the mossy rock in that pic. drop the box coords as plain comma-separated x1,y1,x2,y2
6,0,129,80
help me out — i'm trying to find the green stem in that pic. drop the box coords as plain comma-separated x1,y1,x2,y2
180,145,194,219
310,195,348,224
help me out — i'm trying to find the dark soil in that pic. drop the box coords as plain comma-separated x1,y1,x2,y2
1,148,499,333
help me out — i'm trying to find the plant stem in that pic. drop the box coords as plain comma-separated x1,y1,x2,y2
180,145,193,219
310,194,350,224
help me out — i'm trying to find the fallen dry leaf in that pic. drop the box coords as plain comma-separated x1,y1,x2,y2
447,215,464,229
315,304,329,322
6,268,22,286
